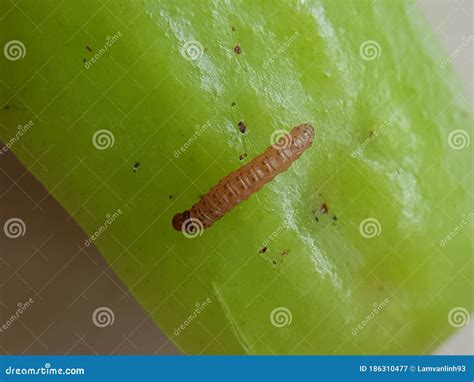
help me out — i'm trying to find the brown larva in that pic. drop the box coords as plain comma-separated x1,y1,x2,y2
172,124,314,232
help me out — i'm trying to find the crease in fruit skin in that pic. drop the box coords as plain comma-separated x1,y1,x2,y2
172,124,315,231
212,282,254,354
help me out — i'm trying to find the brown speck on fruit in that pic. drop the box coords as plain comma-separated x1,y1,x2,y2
332,215,337,221
272,259,277,265
281,250,289,256
231,101,236,107
169,194,175,200
133,162,140,172
231,25,236,32
234,44,241,54
239,152,248,161
83,58,87,63
86,45,92,52
259,246,267,254
320,203,328,214
238,121,246,133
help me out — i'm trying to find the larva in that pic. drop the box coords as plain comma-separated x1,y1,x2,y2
172,124,314,232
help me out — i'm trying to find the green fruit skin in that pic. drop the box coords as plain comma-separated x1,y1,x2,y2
1,0,472,354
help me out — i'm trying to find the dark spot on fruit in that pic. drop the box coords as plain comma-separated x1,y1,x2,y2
239,152,248,161
231,25,236,32
259,246,267,254
272,259,277,265
133,162,140,172
234,44,241,54
320,203,328,214
231,101,236,107
369,130,374,138
169,194,174,200
315,216,319,222
281,250,289,256
238,121,246,133
2,104,20,111
86,45,92,52
332,215,337,221
83,58,87,63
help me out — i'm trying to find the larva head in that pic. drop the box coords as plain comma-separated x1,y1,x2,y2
290,123,314,150
295,123,315,142
172,210,191,231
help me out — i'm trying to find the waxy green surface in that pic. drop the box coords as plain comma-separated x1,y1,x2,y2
1,0,472,354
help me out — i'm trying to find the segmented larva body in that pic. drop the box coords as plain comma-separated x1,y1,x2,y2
172,124,314,231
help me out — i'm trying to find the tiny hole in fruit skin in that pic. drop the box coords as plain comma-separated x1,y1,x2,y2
320,203,328,214
238,121,247,133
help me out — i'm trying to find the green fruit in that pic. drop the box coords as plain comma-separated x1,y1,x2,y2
1,0,472,354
